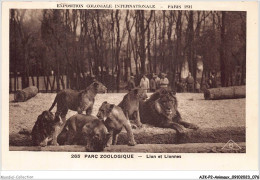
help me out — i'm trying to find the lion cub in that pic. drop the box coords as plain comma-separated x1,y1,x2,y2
97,101,136,146
57,114,111,152
118,88,148,128
49,81,107,122
31,111,63,146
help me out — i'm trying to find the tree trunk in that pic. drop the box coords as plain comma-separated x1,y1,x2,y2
204,86,245,100
60,75,65,89
51,75,56,93
176,11,182,83
115,10,121,92
161,11,166,72
43,75,48,92
186,11,194,76
31,76,35,86
14,86,38,102
124,57,129,81
193,12,202,90
240,44,246,85
55,50,61,92
147,23,151,73
153,11,157,73
220,12,227,87
139,10,146,74
36,64,39,90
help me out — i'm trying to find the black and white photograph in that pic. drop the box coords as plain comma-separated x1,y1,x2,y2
1,1,259,174
8,8,247,153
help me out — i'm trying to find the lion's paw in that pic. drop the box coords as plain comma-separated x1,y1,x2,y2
177,128,187,135
128,141,137,146
137,123,143,128
40,142,47,147
190,125,199,130
106,143,112,147
131,124,138,129
50,141,59,146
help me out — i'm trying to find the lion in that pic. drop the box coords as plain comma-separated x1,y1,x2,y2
118,88,148,128
140,88,199,134
97,101,136,146
31,111,63,146
49,81,107,122
57,114,111,152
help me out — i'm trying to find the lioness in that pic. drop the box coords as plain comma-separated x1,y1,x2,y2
97,101,136,146
49,81,107,122
140,88,199,134
31,111,62,146
118,88,148,128
57,114,111,152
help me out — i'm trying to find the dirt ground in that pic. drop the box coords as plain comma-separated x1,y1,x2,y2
9,92,245,147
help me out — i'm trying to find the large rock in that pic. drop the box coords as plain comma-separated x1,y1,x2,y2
10,125,245,146
116,125,245,144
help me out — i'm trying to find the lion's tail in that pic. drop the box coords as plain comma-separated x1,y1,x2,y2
49,95,58,112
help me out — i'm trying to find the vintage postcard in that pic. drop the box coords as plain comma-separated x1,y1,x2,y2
1,1,259,173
